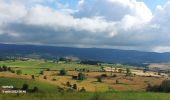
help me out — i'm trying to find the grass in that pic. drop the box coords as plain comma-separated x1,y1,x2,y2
0,60,101,75
0,92,170,100
0,77,58,93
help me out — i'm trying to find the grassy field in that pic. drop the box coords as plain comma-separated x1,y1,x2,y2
0,60,101,75
0,77,58,93
0,92,170,100
0,60,170,100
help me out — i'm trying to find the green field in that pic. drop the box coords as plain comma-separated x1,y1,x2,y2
0,78,170,100
0,78,57,93
0,60,101,75
0,91,170,100
0,60,170,100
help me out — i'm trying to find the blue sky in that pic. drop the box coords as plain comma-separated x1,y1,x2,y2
141,0,168,11
58,0,168,11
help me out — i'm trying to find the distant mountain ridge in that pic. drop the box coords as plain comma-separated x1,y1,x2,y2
1,43,170,65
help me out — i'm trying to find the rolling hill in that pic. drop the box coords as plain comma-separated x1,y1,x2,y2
0,43,170,66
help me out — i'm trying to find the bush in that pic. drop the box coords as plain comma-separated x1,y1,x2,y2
52,78,57,81
59,69,67,75
2,65,8,71
10,70,15,73
112,74,117,77
97,76,102,82
73,84,77,90
16,70,22,75
7,67,11,71
22,84,29,91
31,75,35,80
79,87,86,92
32,86,38,92
147,80,170,92
78,72,85,80
66,81,71,87
39,71,44,75
46,68,50,71
116,79,119,84
43,76,47,79
101,74,107,77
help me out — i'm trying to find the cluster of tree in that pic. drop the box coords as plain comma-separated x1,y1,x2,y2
96,74,108,82
80,60,103,65
74,68,90,72
66,81,77,90
0,65,11,72
146,80,170,93
72,72,86,80
21,83,38,93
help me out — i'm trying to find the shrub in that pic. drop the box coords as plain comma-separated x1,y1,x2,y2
80,87,86,92
101,74,107,77
32,86,38,92
43,76,47,79
31,75,35,80
10,70,15,73
78,72,85,80
46,68,50,71
112,74,117,77
7,67,11,71
66,81,71,87
22,84,29,91
116,79,119,84
16,70,22,75
97,76,102,82
73,84,77,90
2,65,8,71
39,71,44,75
52,78,57,81
59,69,67,75
146,80,170,92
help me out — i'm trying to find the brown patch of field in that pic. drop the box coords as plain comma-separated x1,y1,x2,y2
0,71,169,92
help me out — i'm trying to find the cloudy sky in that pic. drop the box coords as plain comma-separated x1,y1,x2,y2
0,0,170,52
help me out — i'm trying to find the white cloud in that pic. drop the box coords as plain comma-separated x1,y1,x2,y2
0,0,170,52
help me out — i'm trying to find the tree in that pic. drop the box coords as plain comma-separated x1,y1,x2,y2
0,67,3,72
43,76,47,79
97,76,102,82
2,65,7,71
39,70,44,75
110,66,113,76
73,84,77,90
116,79,119,84
22,84,29,91
66,81,71,87
146,80,170,92
32,86,38,92
126,68,131,76
7,67,11,71
78,72,85,80
59,69,67,75
31,75,35,80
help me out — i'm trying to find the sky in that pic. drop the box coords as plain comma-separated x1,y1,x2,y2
0,0,170,52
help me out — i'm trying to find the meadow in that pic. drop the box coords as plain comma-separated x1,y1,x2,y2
0,59,170,100
0,91,170,100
